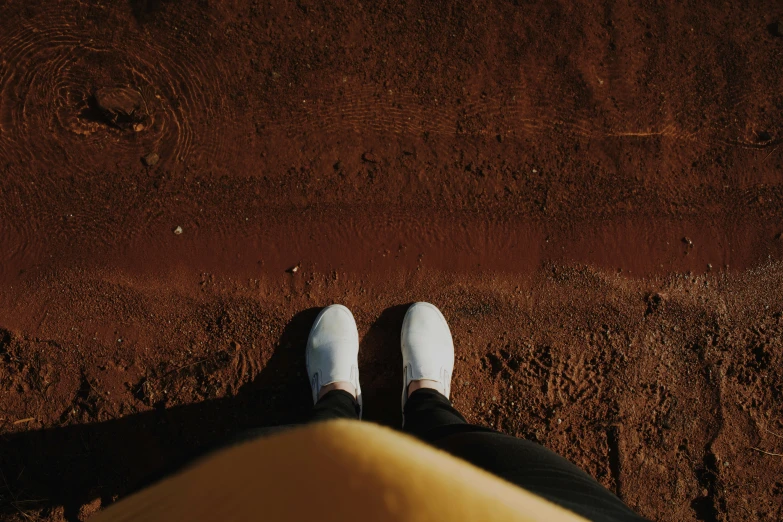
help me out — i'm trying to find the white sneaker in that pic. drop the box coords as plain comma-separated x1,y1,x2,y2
306,304,362,418
401,302,454,410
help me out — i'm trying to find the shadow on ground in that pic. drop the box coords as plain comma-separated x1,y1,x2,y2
0,307,343,519
360,304,408,427
0,304,416,520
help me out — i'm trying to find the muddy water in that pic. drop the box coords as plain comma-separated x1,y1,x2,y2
3,211,780,286
1,1,781,287
0,9,229,173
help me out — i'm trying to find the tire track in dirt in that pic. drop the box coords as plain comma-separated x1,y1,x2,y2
270,81,711,146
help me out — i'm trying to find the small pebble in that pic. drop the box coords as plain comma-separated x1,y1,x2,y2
557,418,563,424
362,151,378,163
173,226,183,235
287,265,300,273
682,237,693,247
143,152,159,166
93,86,147,130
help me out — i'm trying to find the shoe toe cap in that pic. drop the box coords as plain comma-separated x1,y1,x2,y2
311,305,358,342
402,302,453,355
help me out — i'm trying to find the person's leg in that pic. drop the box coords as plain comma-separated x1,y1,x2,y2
306,304,363,418
311,389,360,422
402,389,646,521
402,388,474,435
431,428,648,522
400,303,486,439
230,387,360,444
223,308,362,448
400,302,648,522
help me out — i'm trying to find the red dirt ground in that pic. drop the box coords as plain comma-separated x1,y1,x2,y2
1,1,782,520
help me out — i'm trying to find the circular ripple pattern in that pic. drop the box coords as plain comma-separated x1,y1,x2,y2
0,15,228,174
0,10,233,270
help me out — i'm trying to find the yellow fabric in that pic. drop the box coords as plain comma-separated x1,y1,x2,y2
95,420,586,521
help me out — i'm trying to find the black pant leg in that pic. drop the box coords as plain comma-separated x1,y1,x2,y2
403,389,648,522
311,389,360,422
223,390,359,449
434,431,649,522
403,388,493,438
